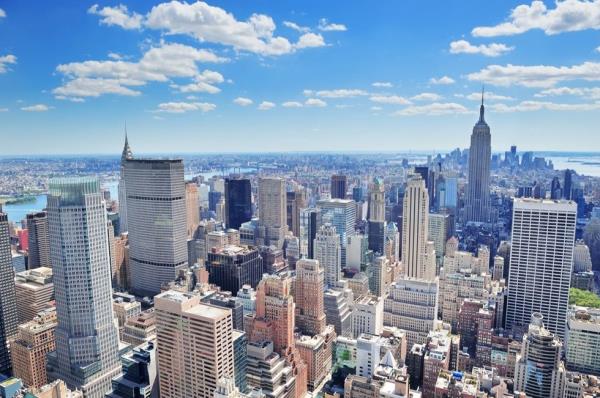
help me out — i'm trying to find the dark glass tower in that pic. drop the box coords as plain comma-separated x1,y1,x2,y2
330,174,347,199
224,178,252,230
206,247,263,296
26,211,51,269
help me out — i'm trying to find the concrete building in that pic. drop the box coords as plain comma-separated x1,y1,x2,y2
368,178,385,223
573,241,593,273
155,291,234,398
565,306,600,376
351,295,383,338
258,177,288,248
367,256,389,298
316,199,356,268
112,233,129,291
106,342,158,398
122,310,157,347
245,341,296,398
235,285,257,318
113,295,141,338
14,267,54,324
186,182,200,239
206,245,264,296
422,329,453,398
26,212,51,269
46,178,120,397
313,224,341,288
294,259,326,336
506,198,577,339
296,327,335,392
428,213,451,266
125,159,188,297
324,286,353,338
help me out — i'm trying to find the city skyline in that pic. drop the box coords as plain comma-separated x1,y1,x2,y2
2,1,600,154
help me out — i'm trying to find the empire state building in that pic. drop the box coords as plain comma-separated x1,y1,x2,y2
464,93,492,224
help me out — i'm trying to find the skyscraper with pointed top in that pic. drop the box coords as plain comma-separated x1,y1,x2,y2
464,90,492,224
118,132,133,233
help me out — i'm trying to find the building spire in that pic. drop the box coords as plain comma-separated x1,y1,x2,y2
121,122,133,161
479,85,485,122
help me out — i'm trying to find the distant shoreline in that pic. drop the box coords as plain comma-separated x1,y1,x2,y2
0,195,39,205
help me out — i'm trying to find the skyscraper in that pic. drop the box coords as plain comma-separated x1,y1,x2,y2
300,208,321,259
46,177,120,397
125,159,188,297
294,258,326,336
185,182,199,238
463,94,492,224
330,175,347,200
206,245,264,295
0,212,18,375
401,176,436,281
368,178,385,222
225,178,253,230
313,224,341,287
26,211,50,269
564,169,573,200
316,199,356,268
118,134,133,233
506,198,577,339
258,177,287,248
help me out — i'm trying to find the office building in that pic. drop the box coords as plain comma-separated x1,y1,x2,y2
506,198,576,339
294,259,326,336
106,342,158,398
313,224,341,287
232,331,247,393
565,306,600,376
122,310,157,348
324,287,352,338
208,293,245,331
112,233,129,291
428,212,451,266
155,291,234,398
258,177,288,248
351,295,383,338
0,212,18,375
367,256,388,298
463,96,493,224
368,178,385,223
299,208,321,259
118,135,133,233
14,267,54,324
26,212,50,269
206,245,263,296
46,177,120,397
316,199,356,268
564,169,573,200
185,182,199,239
286,190,305,238
401,177,436,281
125,159,188,297
296,328,335,392
330,175,347,200
573,241,593,273
224,178,252,230
10,308,57,388
235,285,257,319
245,341,296,398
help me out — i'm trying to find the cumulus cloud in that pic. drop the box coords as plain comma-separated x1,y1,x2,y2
307,89,368,98
295,33,326,49
489,100,600,112
233,97,253,106
534,86,600,99
283,21,310,33
53,42,227,99
156,101,216,113
411,92,442,101
393,102,470,116
318,18,347,31
258,101,275,110
464,92,514,101
429,76,455,85
0,8,6,18
282,101,303,108
88,4,143,30
172,69,224,93
0,54,16,74
305,98,327,107
369,95,412,105
449,40,514,57
372,82,393,88
472,0,600,37
467,61,600,88
21,104,52,112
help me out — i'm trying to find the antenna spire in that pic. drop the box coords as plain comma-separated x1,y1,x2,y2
479,85,485,122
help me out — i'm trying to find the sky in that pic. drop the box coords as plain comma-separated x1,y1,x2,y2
1,0,600,155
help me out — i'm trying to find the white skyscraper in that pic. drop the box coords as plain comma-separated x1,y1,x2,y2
506,198,577,339
317,199,356,268
258,177,288,248
402,176,436,281
314,223,342,287
46,178,120,397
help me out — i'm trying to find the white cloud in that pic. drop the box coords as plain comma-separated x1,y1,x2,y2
156,101,216,113
305,98,327,107
393,102,470,116
369,95,412,105
429,76,455,85
282,101,303,108
0,8,6,18
371,106,382,111
0,108,8,112
54,42,227,99
449,39,514,57
88,4,143,30
233,97,253,106
108,52,123,60
308,89,368,98
172,69,224,93
318,18,347,31
295,33,326,49
0,54,16,74
472,0,600,37
468,61,600,88
489,100,600,112
283,21,310,33
411,92,442,101
21,104,52,112
372,82,393,88
534,86,600,99
465,92,514,101
55,95,86,103
258,101,276,110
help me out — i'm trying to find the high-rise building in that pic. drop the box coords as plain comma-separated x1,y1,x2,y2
463,95,492,224
245,341,296,398
206,245,264,296
514,313,565,398
286,190,305,238
232,330,248,393
14,267,54,323
316,199,356,268
106,342,158,398
351,295,384,338
401,176,436,281
125,159,188,297
185,182,199,239
300,208,321,259
368,178,385,223
506,198,576,339
428,212,451,266
224,178,252,230
564,169,573,200
368,256,388,298
565,306,600,376
0,212,18,374
294,259,326,336
122,310,157,348
10,308,57,388
324,287,352,338
313,224,341,287
330,175,347,200
258,177,287,248
46,178,120,397
155,291,234,398
118,134,133,233
26,212,50,269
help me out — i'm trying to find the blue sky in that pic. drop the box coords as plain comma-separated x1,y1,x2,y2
1,0,600,155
